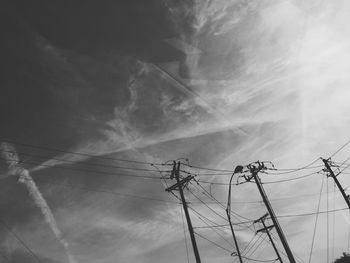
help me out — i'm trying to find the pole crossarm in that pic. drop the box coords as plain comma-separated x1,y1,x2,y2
256,225,274,234
254,213,283,263
165,175,195,192
254,213,269,224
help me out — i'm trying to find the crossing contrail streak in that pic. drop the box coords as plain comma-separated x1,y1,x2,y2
0,142,77,263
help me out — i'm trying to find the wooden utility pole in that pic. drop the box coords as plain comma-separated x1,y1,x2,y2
322,158,350,209
166,161,201,263
254,213,283,263
248,162,296,263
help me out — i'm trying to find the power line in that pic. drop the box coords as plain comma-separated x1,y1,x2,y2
193,224,230,229
265,165,323,175
330,138,350,158
184,158,322,176
308,175,324,263
1,149,168,173
187,189,229,223
269,232,305,263
239,234,263,261
193,210,235,249
34,179,179,204
275,207,349,219
1,140,164,165
180,205,190,263
194,231,232,254
245,236,269,262
234,234,257,263
181,163,234,173
0,250,10,263
189,189,340,205
0,218,43,263
0,158,166,180
261,171,321,184
194,180,253,221
233,234,277,263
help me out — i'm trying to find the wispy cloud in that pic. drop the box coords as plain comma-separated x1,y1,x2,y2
0,142,77,263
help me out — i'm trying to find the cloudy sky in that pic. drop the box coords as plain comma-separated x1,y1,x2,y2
1,0,350,262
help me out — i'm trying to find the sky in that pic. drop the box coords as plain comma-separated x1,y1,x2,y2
1,0,350,262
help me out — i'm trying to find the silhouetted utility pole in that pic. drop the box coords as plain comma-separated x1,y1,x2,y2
247,162,296,263
254,213,283,263
322,158,350,209
166,161,201,263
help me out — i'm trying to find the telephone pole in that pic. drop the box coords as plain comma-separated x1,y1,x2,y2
247,162,296,263
322,158,350,209
166,161,201,263
254,213,283,263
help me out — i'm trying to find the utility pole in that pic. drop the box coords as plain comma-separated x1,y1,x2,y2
247,162,296,263
166,161,201,263
254,213,283,263
322,158,350,209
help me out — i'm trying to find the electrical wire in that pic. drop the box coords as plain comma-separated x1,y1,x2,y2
0,158,166,180
333,181,336,261
194,180,253,221
327,177,329,263
234,234,277,263
0,218,43,263
264,166,323,175
233,234,256,263
34,179,179,204
190,189,341,205
245,236,267,261
187,188,229,223
240,255,277,262
265,159,321,174
238,234,263,262
180,205,190,263
2,140,166,165
348,209,350,254
192,210,235,249
0,149,168,173
275,207,349,219
188,205,251,249
181,163,234,173
194,231,232,253
308,174,324,263
270,232,305,263
193,224,230,229
329,138,350,158
0,250,10,263
261,170,321,184
194,172,233,176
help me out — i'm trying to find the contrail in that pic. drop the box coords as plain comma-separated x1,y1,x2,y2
0,142,77,263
